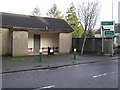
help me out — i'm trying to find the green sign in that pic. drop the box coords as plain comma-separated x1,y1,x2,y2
101,22,114,25
104,31,114,36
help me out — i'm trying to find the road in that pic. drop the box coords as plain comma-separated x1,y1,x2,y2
2,59,118,88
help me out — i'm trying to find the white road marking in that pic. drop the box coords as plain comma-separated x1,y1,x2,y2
40,85,55,89
32,85,55,90
113,60,118,61
93,73,107,78
111,72,116,74
93,71,117,78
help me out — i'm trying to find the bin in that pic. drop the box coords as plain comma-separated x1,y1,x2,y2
48,47,54,55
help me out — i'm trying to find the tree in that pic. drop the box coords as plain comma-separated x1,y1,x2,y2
66,2,84,38
81,30,95,38
32,6,41,16
78,0,100,55
46,3,64,19
87,30,95,38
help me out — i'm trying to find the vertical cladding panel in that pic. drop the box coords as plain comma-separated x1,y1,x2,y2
59,33,72,54
12,31,28,56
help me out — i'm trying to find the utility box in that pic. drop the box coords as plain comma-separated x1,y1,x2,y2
48,47,54,55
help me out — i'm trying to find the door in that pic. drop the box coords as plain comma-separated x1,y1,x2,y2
34,35,40,53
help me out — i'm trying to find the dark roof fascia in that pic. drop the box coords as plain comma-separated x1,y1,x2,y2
2,25,12,28
12,25,74,33
2,23,74,33
3,26,72,33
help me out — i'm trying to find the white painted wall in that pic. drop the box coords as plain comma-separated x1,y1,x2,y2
28,32,59,52
28,33,34,51
41,33,59,48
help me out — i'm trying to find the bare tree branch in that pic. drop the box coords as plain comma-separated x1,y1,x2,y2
78,0,100,55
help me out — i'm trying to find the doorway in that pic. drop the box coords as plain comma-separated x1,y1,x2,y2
34,35,40,53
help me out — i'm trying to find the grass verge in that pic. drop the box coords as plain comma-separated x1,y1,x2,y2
11,56,24,61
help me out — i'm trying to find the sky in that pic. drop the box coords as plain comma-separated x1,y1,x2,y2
0,0,120,29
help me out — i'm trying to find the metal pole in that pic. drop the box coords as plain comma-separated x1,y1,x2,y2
112,0,113,21
111,36,114,56
101,27,104,54
39,49,42,62
111,0,114,56
102,35,104,53
112,0,114,56
112,0,114,21
111,20,115,56
74,48,77,60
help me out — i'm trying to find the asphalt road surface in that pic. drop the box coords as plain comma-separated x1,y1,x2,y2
2,59,118,88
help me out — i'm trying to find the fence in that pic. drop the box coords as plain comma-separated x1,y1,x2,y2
72,37,113,54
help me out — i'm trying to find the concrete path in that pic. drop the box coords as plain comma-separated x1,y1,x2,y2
2,53,119,73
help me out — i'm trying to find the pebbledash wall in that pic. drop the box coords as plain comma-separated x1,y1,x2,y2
12,30,28,56
2,28,10,55
2,28,72,56
41,33,59,48
59,33,72,54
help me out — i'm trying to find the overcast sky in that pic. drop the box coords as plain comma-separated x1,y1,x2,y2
0,0,119,29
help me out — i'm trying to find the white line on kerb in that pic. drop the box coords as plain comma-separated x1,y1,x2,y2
93,73,107,78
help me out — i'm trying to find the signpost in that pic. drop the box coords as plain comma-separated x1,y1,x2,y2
104,31,114,37
101,21,115,56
